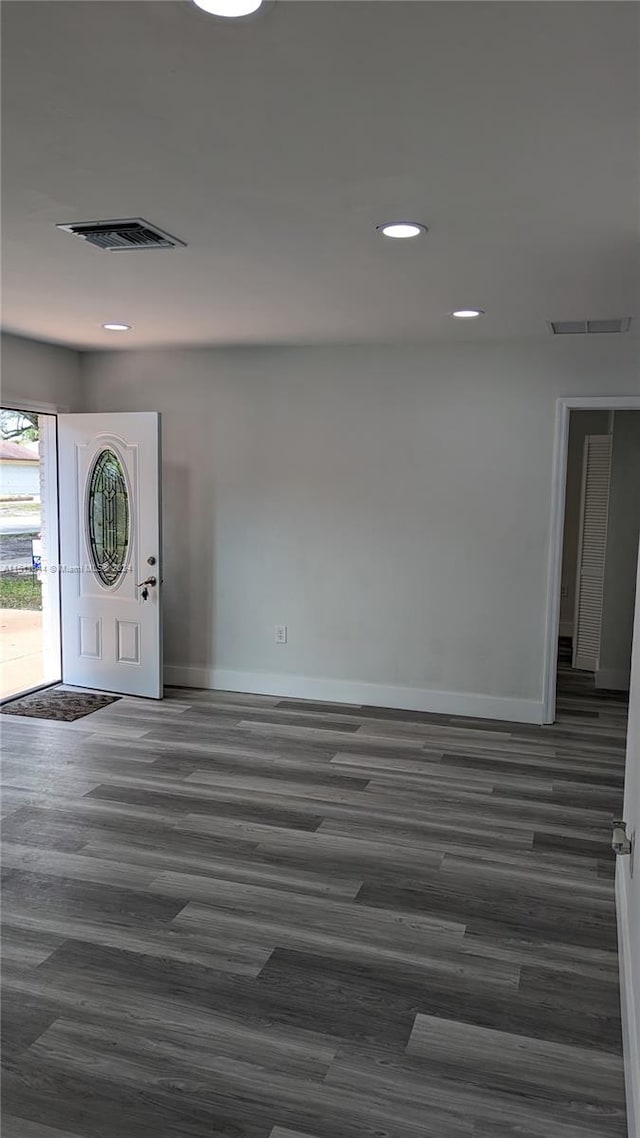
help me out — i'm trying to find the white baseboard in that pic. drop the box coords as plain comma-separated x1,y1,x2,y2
559,621,573,638
596,667,631,692
163,665,545,724
616,868,639,1138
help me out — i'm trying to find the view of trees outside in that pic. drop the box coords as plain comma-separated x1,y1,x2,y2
1,409,39,441
0,409,42,610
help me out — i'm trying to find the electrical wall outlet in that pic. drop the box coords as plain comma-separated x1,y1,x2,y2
275,624,287,644
561,585,568,599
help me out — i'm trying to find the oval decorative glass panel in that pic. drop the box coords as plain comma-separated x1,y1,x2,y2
87,448,130,586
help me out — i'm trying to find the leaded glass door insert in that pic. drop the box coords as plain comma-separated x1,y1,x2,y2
87,447,130,587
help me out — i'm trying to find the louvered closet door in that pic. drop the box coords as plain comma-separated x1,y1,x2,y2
573,434,612,671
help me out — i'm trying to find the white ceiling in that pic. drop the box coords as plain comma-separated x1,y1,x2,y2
1,0,638,350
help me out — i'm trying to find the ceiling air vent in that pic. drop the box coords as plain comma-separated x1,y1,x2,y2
548,318,631,335
56,218,186,252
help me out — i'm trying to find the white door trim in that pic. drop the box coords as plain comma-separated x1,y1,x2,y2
617,867,639,1138
39,412,61,687
542,395,640,724
1,398,69,414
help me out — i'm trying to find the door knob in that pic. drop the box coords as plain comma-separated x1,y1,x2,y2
137,575,156,602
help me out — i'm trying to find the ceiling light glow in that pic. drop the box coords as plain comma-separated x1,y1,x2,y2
451,309,484,319
192,0,263,16
101,323,131,331
377,223,426,239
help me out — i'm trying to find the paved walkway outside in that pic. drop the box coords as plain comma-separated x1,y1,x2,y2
0,609,45,698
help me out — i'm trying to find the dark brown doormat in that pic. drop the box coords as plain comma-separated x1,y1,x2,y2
1,687,120,722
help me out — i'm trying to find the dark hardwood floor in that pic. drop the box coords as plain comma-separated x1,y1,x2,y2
0,659,629,1137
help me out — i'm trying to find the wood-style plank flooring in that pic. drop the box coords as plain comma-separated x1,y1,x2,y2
0,662,629,1137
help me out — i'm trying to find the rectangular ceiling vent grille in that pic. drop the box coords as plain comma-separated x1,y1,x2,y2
56,218,186,252
549,318,631,335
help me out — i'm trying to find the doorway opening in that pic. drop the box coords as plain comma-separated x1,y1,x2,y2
0,408,60,700
544,398,640,723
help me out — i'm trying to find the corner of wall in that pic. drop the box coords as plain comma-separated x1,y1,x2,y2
1,331,83,411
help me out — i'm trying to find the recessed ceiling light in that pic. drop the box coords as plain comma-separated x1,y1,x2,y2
101,323,131,332
192,0,263,15
451,309,484,319
377,223,427,240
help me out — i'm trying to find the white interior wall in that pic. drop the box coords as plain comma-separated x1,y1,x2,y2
559,409,611,636
1,332,81,410
598,411,640,690
79,335,640,722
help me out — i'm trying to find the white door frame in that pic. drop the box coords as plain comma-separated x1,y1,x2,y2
1,398,69,415
0,402,63,702
542,395,640,724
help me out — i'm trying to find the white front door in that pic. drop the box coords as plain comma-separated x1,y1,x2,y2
58,412,162,698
